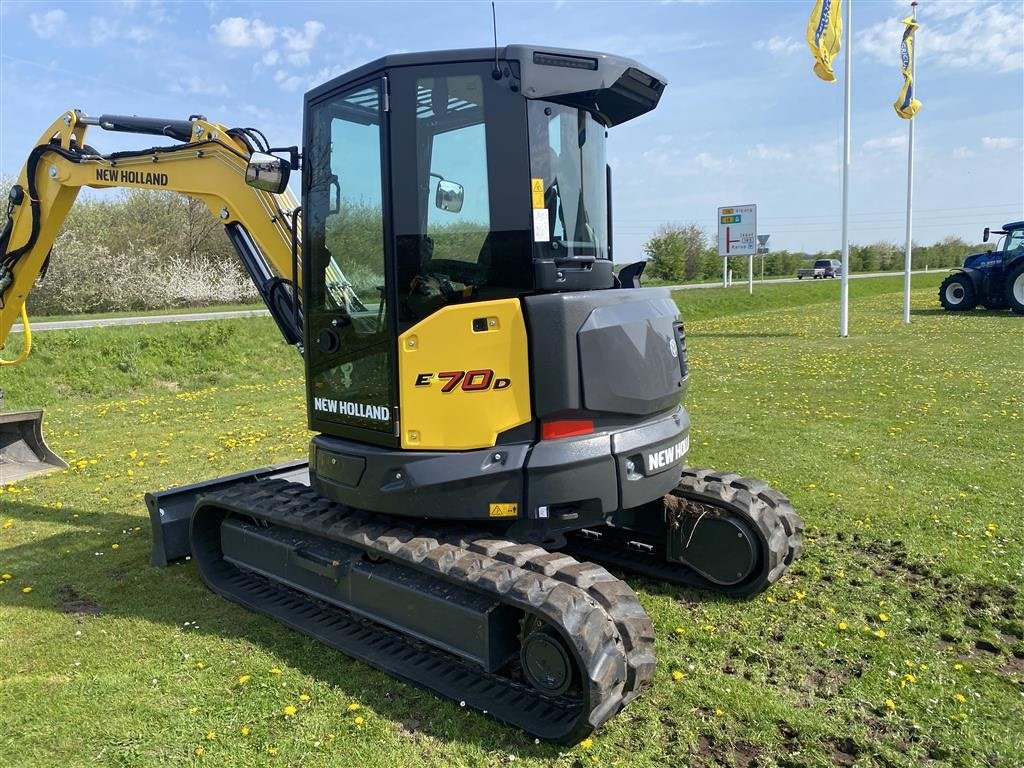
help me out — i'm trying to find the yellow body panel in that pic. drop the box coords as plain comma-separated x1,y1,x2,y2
398,299,532,450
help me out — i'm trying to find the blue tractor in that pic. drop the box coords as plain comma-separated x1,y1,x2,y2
939,221,1024,314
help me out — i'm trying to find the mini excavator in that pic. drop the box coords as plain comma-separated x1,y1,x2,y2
0,46,803,742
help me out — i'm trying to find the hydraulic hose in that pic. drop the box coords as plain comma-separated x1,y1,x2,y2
0,304,31,366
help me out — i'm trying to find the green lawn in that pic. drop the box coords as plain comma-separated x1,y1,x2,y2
1,274,1021,767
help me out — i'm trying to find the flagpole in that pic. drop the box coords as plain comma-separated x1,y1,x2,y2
840,0,852,338
902,0,918,324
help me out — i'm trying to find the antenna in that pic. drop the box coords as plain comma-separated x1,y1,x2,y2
490,2,501,80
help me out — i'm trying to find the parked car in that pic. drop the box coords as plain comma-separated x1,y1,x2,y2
797,259,841,279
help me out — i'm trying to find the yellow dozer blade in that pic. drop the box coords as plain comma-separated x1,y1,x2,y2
0,409,67,484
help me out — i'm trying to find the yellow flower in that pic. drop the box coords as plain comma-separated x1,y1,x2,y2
354,716,365,725
111,543,119,550
878,613,890,622
21,587,32,594
238,675,250,684
327,733,336,741
283,705,297,717
195,661,205,669
346,702,361,712
194,746,204,756
794,590,806,600
953,663,964,670
671,670,685,681
714,708,724,716
205,731,216,740
674,627,685,634
953,693,966,703
299,694,310,702
267,747,278,755
3,519,13,529
873,629,887,638
241,726,251,736
579,738,594,749
885,699,896,711
270,668,282,675
838,621,848,631
1,573,12,580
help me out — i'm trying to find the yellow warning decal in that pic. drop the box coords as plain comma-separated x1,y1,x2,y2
489,503,519,518
531,178,545,209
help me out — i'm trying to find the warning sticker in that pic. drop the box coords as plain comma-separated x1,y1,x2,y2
531,178,545,209
532,209,549,242
489,503,519,518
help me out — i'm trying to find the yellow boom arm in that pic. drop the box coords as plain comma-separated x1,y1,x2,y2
0,109,303,359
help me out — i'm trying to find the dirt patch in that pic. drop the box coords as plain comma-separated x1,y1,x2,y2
56,584,104,616
830,736,859,766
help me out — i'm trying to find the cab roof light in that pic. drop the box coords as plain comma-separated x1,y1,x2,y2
533,52,599,71
541,419,595,440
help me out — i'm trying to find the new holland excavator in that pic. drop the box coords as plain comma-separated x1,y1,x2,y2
0,45,803,743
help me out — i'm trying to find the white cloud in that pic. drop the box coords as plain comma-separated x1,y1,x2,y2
287,52,310,68
749,143,792,160
863,134,908,153
89,17,152,45
754,36,802,56
212,17,277,48
858,2,1023,73
262,50,279,66
981,136,1021,150
282,20,325,52
274,70,304,92
952,146,976,159
29,9,67,39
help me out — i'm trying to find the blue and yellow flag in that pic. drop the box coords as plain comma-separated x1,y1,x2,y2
894,16,922,119
807,0,843,82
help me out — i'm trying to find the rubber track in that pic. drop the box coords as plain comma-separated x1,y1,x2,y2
565,468,804,598
189,479,655,744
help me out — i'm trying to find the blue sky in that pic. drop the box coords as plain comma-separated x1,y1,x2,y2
1,0,1022,258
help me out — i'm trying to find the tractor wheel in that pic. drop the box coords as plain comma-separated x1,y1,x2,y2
939,273,977,311
1005,262,1024,315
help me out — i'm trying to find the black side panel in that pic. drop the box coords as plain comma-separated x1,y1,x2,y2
522,287,682,418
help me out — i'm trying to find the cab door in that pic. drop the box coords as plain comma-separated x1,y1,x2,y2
303,77,398,446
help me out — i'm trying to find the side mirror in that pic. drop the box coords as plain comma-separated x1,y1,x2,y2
435,180,464,213
245,152,291,194
983,227,990,243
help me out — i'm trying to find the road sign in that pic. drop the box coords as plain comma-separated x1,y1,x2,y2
718,204,757,257
757,234,770,246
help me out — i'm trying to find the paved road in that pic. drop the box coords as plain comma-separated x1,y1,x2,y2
10,308,270,334
10,270,936,333
665,269,931,291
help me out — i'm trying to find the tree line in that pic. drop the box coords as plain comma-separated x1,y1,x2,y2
637,222,989,283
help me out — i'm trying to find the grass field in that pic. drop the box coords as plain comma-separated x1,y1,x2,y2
1,273,1021,767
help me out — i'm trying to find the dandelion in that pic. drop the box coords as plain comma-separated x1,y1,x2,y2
327,733,336,741
3,519,13,529
885,699,896,711
238,675,250,685
838,621,848,631
194,746,204,756
714,708,724,716
671,670,684,681
953,693,966,703
111,544,119,550
195,662,205,669
954,663,964,670
241,726,251,736
21,587,32,594
267,747,278,755
283,705,297,717
674,627,685,634
205,732,216,740
354,716,364,725
270,667,282,675
878,613,890,622
873,629,887,638
794,590,806,600
347,702,361,712
1,573,11,580
579,738,594,749
299,694,310,702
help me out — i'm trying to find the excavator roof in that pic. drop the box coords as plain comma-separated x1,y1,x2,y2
306,44,667,127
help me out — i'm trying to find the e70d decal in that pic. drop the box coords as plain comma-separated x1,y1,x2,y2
415,369,511,392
